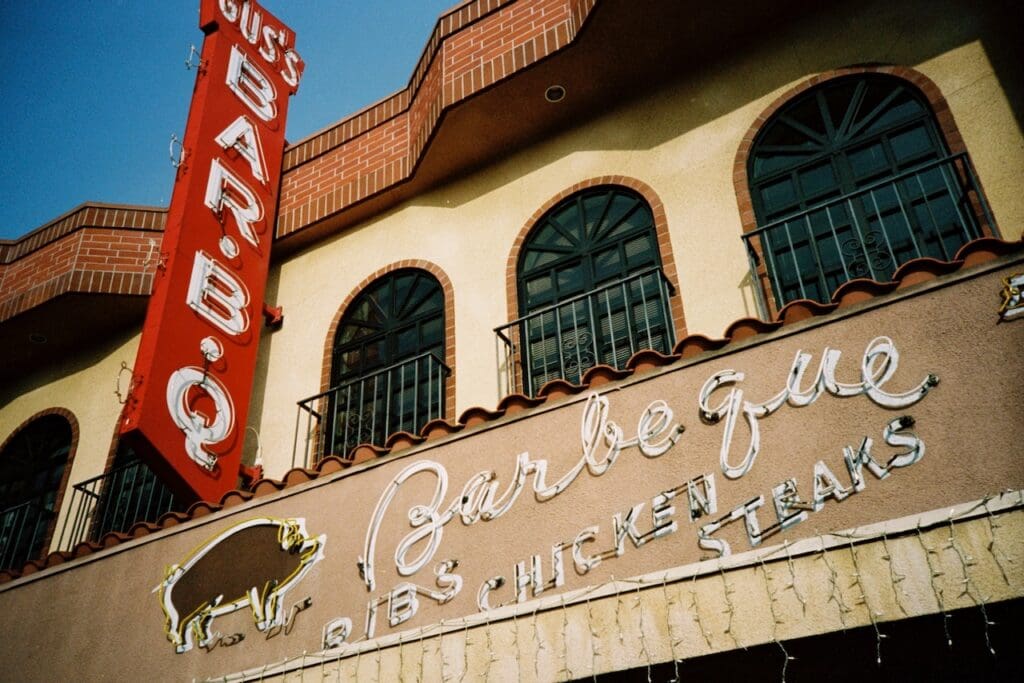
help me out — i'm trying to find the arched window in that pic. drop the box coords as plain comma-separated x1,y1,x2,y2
747,73,989,308
0,414,72,569
509,185,674,394
322,269,448,458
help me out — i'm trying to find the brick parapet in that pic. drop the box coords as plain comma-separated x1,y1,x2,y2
0,204,165,323
277,0,600,239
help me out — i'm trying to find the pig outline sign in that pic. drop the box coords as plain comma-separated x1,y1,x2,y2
157,517,325,653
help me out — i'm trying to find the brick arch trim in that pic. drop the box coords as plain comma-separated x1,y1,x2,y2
504,176,687,340
733,65,979,315
321,260,457,420
0,407,81,559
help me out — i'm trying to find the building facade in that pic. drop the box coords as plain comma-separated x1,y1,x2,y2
1,0,1022,680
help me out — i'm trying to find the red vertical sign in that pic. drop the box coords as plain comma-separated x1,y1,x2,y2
120,0,303,503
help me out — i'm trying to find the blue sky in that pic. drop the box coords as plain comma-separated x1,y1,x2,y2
0,1,456,240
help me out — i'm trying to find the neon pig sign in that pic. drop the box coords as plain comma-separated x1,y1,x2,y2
120,0,303,502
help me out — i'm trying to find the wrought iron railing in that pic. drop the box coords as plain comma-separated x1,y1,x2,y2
57,460,177,550
495,267,676,398
742,153,996,310
0,499,53,570
294,352,451,468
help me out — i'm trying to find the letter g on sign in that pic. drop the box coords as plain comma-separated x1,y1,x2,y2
166,367,235,470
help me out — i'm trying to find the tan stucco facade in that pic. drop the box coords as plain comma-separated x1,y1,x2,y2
1,258,1022,681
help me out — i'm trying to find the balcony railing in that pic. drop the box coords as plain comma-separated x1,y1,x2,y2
496,267,676,398
57,459,177,550
294,352,451,468
0,499,52,570
742,153,995,310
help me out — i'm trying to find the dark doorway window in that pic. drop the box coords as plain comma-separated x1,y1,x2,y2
748,74,986,307
0,414,71,569
513,186,674,394
323,269,448,457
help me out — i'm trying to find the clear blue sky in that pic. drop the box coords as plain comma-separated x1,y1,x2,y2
0,1,456,240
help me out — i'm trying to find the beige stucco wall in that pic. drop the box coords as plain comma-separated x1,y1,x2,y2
1,259,1022,682
0,329,141,552
253,0,1023,477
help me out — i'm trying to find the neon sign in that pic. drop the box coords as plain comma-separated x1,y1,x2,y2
120,0,303,502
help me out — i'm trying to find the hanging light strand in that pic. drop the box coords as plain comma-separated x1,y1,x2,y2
782,540,807,616
846,537,886,666
439,622,451,683
946,515,996,656
718,563,741,650
916,523,952,648
689,570,713,648
397,635,405,681
558,596,573,681
633,582,653,683
532,606,544,681
758,556,794,683
484,611,497,681
585,590,601,681
461,621,471,683
982,494,1013,585
879,531,909,616
818,536,852,629
661,573,683,683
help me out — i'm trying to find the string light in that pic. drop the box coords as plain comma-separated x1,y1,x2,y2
689,569,713,648
532,605,544,681
758,556,794,683
879,531,908,617
461,621,471,682
945,516,996,656
613,577,627,649
418,631,427,683
633,583,653,683
718,563,741,649
439,622,450,683
915,523,952,647
558,596,572,681
484,611,498,680
397,634,405,681
818,535,852,629
782,540,807,615
585,590,601,680
512,610,523,683
846,537,886,665
982,494,1013,584
661,573,683,683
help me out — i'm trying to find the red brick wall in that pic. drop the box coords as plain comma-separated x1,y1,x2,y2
276,0,601,239
0,204,165,323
